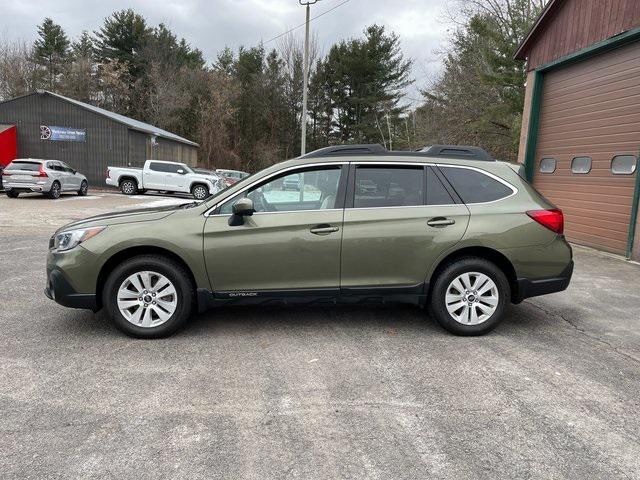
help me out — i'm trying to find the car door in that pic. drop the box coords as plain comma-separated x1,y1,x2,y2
60,162,81,190
47,161,66,187
163,163,189,193
340,163,470,292
203,164,347,293
143,162,167,190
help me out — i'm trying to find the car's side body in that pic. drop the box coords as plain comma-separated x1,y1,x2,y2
46,152,572,319
2,158,87,197
106,160,220,197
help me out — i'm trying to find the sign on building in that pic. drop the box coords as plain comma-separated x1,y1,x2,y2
40,125,86,142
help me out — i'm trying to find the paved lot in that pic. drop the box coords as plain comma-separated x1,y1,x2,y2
1,192,639,479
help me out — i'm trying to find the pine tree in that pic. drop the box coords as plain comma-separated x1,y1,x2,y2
94,9,149,78
71,31,94,60
33,18,70,90
318,25,413,145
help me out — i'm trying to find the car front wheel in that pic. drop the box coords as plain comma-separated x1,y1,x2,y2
103,255,194,338
429,257,510,336
78,180,88,196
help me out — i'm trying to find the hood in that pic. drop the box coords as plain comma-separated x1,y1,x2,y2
56,204,184,233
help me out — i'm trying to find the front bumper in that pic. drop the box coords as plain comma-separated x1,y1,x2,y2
514,260,574,303
45,269,98,311
105,178,118,187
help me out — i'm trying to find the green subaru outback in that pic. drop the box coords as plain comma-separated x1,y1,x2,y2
45,144,573,338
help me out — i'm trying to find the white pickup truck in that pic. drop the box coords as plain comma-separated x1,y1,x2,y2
106,160,224,200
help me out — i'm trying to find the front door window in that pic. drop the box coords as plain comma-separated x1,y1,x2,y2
220,166,342,214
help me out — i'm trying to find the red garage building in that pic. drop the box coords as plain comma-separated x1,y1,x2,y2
516,0,640,260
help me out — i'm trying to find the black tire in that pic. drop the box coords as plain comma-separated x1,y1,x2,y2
78,180,88,196
47,181,61,199
120,179,138,195
429,257,510,336
191,183,209,200
103,255,194,338
6,190,19,198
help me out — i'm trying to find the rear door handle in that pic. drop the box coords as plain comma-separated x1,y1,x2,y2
310,224,340,235
427,217,456,227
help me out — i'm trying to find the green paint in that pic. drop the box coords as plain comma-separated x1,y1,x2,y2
626,156,640,259
523,70,544,182
537,26,640,73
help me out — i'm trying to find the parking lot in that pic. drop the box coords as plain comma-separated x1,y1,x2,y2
1,191,639,479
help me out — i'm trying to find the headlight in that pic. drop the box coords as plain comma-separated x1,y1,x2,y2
50,226,106,252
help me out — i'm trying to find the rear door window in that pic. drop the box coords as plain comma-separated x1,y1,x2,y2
426,167,454,205
353,166,424,208
149,162,179,173
439,166,514,204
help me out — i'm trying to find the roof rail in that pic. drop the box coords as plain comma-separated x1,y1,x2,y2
300,144,388,158
299,143,494,162
417,145,493,161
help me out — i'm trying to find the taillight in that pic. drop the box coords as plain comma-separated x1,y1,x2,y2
527,209,564,234
38,164,48,178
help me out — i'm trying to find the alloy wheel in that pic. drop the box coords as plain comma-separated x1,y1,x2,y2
445,272,499,325
193,185,208,200
122,181,135,194
117,271,178,328
51,182,61,198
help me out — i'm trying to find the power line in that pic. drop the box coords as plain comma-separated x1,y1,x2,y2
264,0,352,44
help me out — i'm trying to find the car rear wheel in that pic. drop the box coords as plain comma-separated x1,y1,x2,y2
78,180,88,196
120,179,138,195
429,257,509,336
103,255,194,338
47,181,61,199
191,184,209,200
6,190,19,198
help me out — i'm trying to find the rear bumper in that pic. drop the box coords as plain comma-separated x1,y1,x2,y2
514,260,574,302
45,269,98,311
4,181,50,192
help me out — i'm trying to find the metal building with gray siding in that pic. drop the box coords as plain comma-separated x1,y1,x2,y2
0,90,198,185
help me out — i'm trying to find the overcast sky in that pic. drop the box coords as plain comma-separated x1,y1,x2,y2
1,0,453,103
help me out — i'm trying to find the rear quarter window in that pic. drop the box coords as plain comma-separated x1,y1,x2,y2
440,167,514,204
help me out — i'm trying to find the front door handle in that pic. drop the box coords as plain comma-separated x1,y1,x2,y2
427,217,456,227
310,224,340,235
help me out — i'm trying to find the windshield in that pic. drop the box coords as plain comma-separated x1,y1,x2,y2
7,161,41,171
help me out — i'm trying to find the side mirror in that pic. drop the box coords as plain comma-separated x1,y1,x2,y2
177,169,185,175
229,198,255,226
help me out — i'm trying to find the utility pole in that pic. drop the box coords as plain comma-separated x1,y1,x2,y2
299,0,319,156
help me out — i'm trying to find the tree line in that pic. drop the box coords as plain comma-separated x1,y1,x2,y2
0,1,545,170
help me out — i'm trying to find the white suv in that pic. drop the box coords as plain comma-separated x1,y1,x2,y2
3,159,88,199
